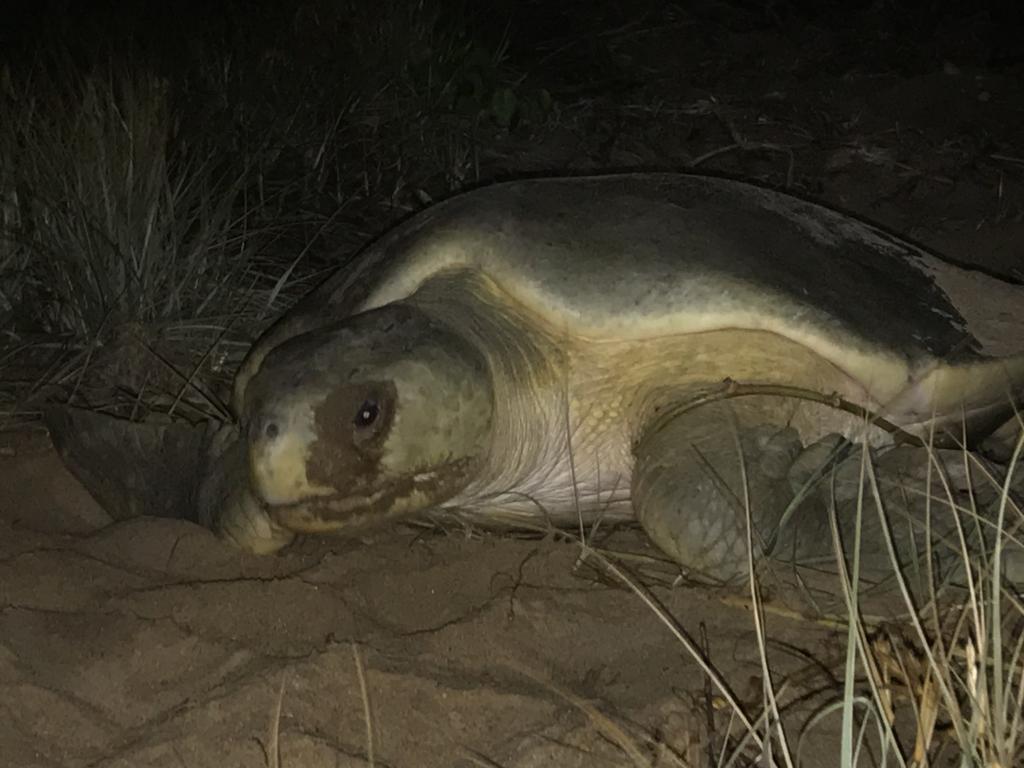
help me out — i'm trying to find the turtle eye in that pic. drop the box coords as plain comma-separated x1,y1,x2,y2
353,399,380,429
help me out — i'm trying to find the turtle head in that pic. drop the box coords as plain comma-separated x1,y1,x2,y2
239,303,494,533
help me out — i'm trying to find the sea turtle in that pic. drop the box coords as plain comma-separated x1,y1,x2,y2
48,173,1024,583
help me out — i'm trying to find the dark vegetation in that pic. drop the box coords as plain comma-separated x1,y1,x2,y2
2,0,1022,425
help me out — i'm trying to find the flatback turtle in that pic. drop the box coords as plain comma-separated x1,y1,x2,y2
48,173,1024,582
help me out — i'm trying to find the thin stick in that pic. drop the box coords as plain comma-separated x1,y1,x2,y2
644,379,928,449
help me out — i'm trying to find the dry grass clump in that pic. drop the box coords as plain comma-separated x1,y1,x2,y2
0,66,249,337
0,61,268,417
569,418,1024,767
836,439,1024,768
755,439,1023,767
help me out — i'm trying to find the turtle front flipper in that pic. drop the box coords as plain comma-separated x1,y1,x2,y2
45,408,294,555
46,407,212,523
631,400,804,583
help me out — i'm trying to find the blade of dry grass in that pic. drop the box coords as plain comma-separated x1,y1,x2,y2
351,642,376,768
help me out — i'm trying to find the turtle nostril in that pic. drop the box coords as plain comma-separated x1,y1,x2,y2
264,421,280,440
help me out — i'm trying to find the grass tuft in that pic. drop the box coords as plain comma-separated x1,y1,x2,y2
0,60,264,415
1,63,254,337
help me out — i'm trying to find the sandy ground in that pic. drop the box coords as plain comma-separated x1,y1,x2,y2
2,434,866,767
3,5,1024,767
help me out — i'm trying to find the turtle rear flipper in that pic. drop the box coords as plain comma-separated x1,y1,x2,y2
44,407,213,524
